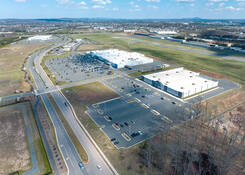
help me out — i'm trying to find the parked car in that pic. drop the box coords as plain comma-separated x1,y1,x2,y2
111,138,116,142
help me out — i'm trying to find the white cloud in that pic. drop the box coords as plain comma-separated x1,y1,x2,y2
112,7,119,11
129,8,141,12
219,2,225,7
78,1,88,9
148,5,159,9
238,2,245,6
226,6,241,11
176,0,195,2
206,2,214,6
56,0,70,4
15,0,26,2
129,1,141,12
208,0,227,2
130,1,135,5
92,5,104,8
79,1,87,5
145,0,160,2
91,0,112,5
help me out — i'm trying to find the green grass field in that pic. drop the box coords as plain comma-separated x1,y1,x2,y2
0,36,27,48
131,35,245,58
71,33,245,85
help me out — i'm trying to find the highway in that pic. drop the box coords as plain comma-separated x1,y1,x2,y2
27,41,88,175
28,38,117,175
27,38,89,175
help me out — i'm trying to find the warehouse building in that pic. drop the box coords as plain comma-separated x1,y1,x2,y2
143,67,218,98
28,35,52,41
89,49,153,68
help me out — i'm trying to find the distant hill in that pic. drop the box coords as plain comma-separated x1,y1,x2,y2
0,18,245,23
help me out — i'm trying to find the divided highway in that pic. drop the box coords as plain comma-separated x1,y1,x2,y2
28,38,117,175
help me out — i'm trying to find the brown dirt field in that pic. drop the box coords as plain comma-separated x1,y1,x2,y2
0,72,29,96
77,44,105,51
0,106,31,175
63,82,120,105
0,42,47,72
205,87,245,115
0,41,53,96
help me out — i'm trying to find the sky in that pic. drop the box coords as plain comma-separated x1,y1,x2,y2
0,0,245,19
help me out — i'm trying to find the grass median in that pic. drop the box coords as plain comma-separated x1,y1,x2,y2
47,94,88,163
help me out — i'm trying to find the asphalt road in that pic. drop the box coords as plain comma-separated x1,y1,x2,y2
27,39,89,175
28,38,117,175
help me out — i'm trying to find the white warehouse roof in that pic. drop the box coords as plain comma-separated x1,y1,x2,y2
144,67,218,98
90,49,153,68
28,35,52,41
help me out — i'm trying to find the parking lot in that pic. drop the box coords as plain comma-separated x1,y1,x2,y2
87,76,195,148
87,73,240,148
46,54,114,82
46,52,240,148
87,98,172,148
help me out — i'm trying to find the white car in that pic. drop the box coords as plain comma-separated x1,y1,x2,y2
96,165,102,171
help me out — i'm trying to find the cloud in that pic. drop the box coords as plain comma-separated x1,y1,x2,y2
78,1,88,9
148,5,159,9
206,2,214,6
219,2,225,7
176,0,195,2
15,0,26,2
91,0,112,5
92,5,104,8
145,0,160,2
208,0,227,2
79,1,87,5
56,0,70,4
129,1,141,11
112,7,119,11
226,6,242,11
